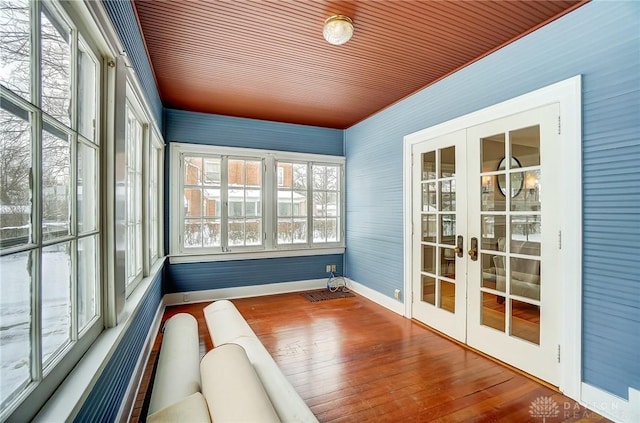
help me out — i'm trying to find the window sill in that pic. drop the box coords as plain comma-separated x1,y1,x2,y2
169,246,345,264
33,258,166,422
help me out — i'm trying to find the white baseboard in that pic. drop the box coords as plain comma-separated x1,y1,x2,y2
346,278,405,316
163,279,328,306
117,301,165,423
580,383,640,423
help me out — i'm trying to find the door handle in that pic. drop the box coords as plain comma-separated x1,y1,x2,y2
455,235,464,257
468,237,478,261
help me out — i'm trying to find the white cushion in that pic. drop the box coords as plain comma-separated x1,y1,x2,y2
200,343,280,422
205,300,318,423
147,392,211,423
148,313,201,415
204,300,256,343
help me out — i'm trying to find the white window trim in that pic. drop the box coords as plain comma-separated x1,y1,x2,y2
170,143,345,263
124,91,146,295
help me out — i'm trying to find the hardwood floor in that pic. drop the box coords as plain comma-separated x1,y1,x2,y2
131,291,609,422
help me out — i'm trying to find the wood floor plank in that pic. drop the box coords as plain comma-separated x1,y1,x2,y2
131,291,609,422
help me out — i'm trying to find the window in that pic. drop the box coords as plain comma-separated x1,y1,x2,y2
149,131,163,264
171,143,344,259
1,0,101,415
125,102,144,291
182,155,263,251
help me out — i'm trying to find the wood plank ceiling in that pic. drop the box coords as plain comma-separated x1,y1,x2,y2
133,0,585,129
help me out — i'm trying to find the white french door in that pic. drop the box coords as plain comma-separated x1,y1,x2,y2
411,130,467,342
411,103,561,385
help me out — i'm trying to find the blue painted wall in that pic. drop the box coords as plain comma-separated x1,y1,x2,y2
345,1,639,400
102,0,163,126
164,108,345,291
74,270,163,422
165,108,343,155
166,255,344,293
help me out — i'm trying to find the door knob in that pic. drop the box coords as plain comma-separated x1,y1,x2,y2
468,237,478,261
455,235,464,258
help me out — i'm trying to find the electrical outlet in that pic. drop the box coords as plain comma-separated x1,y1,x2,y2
326,265,331,273
394,289,401,300
331,264,337,272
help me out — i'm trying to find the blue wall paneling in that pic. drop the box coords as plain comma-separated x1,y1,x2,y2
74,272,163,422
163,108,346,292
102,0,163,126
344,1,639,400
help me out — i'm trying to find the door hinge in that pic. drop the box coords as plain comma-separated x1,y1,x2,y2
557,344,561,363
557,115,561,135
558,230,562,250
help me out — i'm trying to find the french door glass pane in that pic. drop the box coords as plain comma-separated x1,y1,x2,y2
77,39,97,141
510,126,540,167
0,100,32,248
512,170,541,211
421,215,436,242
0,251,32,406
481,291,505,332
77,142,97,234
421,244,435,274
41,242,71,365
440,146,455,178
481,133,505,173
440,281,455,313
77,235,97,331
42,126,71,241
422,183,436,211
0,0,30,100
422,151,436,179
511,299,540,344
421,275,435,305
41,4,71,126
439,180,455,211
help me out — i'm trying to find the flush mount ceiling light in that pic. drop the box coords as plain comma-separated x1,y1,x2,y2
323,15,354,45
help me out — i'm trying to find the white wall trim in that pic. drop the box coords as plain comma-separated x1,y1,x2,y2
163,279,328,305
347,278,405,316
117,301,165,423
580,384,640,423
402,75,582,400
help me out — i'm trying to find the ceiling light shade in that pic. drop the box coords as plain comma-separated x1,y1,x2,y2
323,15,354,45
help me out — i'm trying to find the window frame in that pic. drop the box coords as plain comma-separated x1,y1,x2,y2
170,143,345,263
124,92,146,295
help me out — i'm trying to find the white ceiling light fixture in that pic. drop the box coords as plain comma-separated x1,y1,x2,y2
323,15,354,45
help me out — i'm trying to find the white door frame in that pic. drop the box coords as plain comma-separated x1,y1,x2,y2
402,75,582,400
